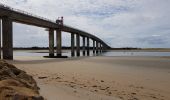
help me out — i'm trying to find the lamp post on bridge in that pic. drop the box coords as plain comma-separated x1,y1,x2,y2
55,16,67,58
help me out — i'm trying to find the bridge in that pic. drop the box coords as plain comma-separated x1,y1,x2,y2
0,3,110,60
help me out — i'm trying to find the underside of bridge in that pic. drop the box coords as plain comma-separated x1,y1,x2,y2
0,4,110,60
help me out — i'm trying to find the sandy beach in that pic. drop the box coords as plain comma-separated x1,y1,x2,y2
7,56,170,100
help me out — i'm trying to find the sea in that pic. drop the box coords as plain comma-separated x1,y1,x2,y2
13,50,170,57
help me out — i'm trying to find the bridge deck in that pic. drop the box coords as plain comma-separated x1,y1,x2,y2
0,4,110,48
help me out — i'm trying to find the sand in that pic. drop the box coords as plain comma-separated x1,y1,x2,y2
7,56,170,100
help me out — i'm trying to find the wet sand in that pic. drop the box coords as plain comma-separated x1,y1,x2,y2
8,56,170,100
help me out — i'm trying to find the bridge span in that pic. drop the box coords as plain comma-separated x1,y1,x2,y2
0,3,110,60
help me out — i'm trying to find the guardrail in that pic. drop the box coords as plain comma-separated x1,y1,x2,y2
0,3,106,45
0,3,54,22
0,3,88,33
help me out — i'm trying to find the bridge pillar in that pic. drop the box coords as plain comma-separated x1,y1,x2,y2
82,36,86,56
2,17,13,60
0,19,1,59
101,44,103,53
49,29,54,57
56,29,62,57
96,41,99,54
103,45,107,52
87,37,90,56
76,34,80,57
93,40,95,54
71,33,75,57
100,43,102,53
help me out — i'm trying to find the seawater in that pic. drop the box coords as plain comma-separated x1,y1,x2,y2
13,50,170,57
102,51,170,57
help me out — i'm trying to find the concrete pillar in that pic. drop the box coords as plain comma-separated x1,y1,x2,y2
82,36,86,56
2,17,13,60
0,19,1,59
49,29,54,57
93,40,95,54
103,45,107,52
101,44,103,53
71,33,75,57
96,41,99,54
56,29,62,56
76,34,80,57
100,43,102,53
87,37,90,56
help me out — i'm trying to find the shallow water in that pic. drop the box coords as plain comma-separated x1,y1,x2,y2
102,51,170,57
13,50,170,57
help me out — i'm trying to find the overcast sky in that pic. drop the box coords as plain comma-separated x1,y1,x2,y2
1,0,170,48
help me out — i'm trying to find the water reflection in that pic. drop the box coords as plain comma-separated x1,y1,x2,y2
13,50,170,57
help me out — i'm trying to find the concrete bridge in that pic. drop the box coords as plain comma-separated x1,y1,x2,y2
0,4,110,60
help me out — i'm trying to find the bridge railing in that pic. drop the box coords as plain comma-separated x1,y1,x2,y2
0,3,55,23
0,3,106,45
0,3,86,32
0,3,90,32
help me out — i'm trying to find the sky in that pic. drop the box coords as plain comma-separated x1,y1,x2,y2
1,0,170,48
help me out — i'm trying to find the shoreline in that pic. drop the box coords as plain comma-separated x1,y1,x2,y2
8,56,170,100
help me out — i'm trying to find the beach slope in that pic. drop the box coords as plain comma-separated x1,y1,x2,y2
9,56,170,100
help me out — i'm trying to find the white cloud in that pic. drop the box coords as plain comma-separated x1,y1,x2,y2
1,0,170,48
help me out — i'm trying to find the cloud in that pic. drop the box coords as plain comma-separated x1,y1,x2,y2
1,0,170,48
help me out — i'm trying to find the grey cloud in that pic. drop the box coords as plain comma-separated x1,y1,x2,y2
137,36,168,45
1,0,170,48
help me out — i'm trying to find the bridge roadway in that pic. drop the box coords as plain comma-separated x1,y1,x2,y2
0,4,110,60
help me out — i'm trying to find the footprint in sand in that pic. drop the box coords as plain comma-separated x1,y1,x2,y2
99,86,110,91
101,80,104,82
108,91,112,95
94,90,98,92
73,90,77,93
92,85,98,88
84,85,87,87
131,92,137,95
55,77,61,79
38,76,47,79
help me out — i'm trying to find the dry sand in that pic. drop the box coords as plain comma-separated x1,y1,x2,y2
7,56,170,100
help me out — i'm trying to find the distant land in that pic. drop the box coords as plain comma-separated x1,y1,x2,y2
11,46,170,52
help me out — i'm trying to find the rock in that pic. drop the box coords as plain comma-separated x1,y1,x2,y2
0,60,44,100
13,94,44,100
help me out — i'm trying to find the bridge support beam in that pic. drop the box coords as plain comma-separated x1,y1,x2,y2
49,29,54,57
103,45,107,52
56,29,62,57
100,44,103,53
2,17,13,60
82,36,86,56
96,41,99,54
93,40,95,55
99,43,102,53
0,19,1,59
87,37,90,56
76,34,80,57
100,43,102,53
71,33,75,57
